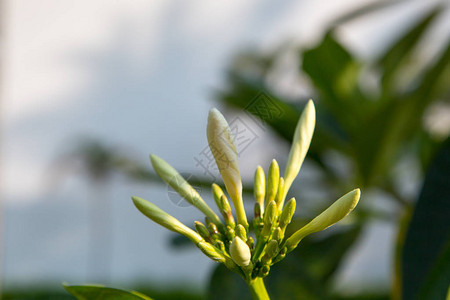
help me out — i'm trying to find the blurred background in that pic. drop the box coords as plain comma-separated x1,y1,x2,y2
1,0,449,299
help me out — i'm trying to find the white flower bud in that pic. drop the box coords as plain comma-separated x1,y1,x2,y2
230,236,251,267
283,100,315,199
207,108,247,228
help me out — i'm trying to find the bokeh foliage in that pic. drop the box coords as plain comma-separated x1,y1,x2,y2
210,3,449,300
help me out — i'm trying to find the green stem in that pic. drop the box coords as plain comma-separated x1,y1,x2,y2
248,277,270,300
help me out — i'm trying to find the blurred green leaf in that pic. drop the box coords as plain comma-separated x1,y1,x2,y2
377,7,441,93
331,294,389,300
266,227,360,299
302,32,364,124
330,0,406,27
217,83,300,141
64,285,152,300
417,241,450,300
293,226,362,282
401,138,450,300
207,264,251,300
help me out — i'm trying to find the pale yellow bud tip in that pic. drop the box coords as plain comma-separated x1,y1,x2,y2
285,188,360,251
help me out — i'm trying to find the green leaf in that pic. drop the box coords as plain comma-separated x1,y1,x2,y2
329,0,406,27
417,241,450,300
302,32,364,119
64,284,153,300
377,7,441,93
266,255,324,300
401,138,450,300
294,226,361,282
207,264,252,300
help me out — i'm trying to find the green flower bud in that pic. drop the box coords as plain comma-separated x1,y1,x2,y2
197,241,225,263
235,224,247,241
262,239,278,263
207,109,248,228
211,183,225,211
150,155,221,225
283,100,315,200
285,189,360,252
220,195,235,228
272,227,282,242
261,201,277,239
247,236,255,250
275,177,285,211
279,197,296,230
254,165,266,212
226,225,235,241
259,265,270,277
132,196,202,244
264,201,277,226
253,216,264,236
214,240,226,252
205,217,222,240
266,160,279,206
194,221,211,242
254,202,262,219
230,236,251,267
272,247,287,264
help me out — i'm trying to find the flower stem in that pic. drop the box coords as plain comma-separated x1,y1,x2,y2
248,277,270,300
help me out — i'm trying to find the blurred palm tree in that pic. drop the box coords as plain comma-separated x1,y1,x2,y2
53,138,123,282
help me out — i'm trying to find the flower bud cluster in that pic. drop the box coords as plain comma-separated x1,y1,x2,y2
132,100,360,282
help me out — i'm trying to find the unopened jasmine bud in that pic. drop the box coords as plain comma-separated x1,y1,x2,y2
266,160,279,206
206,217,222,240
285,189,360,252
197,241,225,263
212,183,225,210
275,177,285,211
283,100,315,199
259,265,270,277
230,236,251,267
279,198,296,230
264,201,277,226
220,195,235,228
262,240,278,263
235,224,247,241
266,239,278,256
272,227,282,242
132,196,202,244
226,226,235,241
247,237,255,250
194,221,211,242
150,155,221,225
261,201,277,238
254,202,262,219
254,166,266,212
214,240,226,252
272,247,287,264
253,217,264,236
252,202,276,262
207,109,248,228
